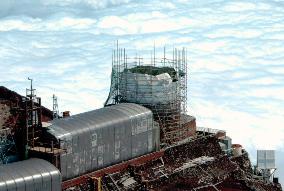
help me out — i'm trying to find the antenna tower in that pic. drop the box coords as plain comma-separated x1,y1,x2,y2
23,78,42,159
53,94,59,119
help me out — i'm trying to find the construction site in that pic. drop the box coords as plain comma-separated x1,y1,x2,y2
0,46,282,191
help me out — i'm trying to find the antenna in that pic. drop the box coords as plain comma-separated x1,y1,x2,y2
22,77,42,159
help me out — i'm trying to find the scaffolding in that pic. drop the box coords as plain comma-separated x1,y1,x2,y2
52,94,59,119
22,78,43,159
105,45,188,144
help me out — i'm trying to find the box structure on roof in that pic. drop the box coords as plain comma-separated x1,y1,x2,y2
257,150,275,169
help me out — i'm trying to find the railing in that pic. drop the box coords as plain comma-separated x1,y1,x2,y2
196,126,226,135
29,140,66,154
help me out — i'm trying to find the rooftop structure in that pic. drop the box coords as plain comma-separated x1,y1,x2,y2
35,103,160,180
105,45,192,145
257,150,275,169
256,150,277,183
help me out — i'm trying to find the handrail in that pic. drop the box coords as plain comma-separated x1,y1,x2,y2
29,139,67,154
196,127,226,134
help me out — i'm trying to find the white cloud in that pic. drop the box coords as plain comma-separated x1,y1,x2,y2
191,100,284,150
0,0,134,18
223,2,257,12
0,17,96,31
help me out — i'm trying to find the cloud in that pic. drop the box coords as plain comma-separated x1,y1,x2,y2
190,99,284,150
0,0,134,18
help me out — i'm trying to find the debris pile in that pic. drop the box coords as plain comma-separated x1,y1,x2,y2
90,136,282,191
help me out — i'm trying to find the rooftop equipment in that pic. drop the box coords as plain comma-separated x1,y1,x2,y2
256,150,277,183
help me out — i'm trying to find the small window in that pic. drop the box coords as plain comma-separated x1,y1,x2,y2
91,133,97,147
98,145,104,155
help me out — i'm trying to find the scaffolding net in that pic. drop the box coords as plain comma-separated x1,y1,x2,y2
105,46,188,144
0,128,16,164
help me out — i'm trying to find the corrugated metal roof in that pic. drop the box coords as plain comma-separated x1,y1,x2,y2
0,158,61,191
45,103,159,180
47,103,152,140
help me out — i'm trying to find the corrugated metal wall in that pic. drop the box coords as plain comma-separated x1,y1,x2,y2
47,103,160,180
0,158,61,191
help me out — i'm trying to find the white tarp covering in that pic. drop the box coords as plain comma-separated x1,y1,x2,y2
120,72,178,104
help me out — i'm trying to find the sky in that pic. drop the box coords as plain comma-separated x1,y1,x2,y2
0,0,283,185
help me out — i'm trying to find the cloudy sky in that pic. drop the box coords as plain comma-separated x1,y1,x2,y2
0,0,283,185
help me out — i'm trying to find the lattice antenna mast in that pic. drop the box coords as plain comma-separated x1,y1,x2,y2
53,94,59,118
24,77,42,159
